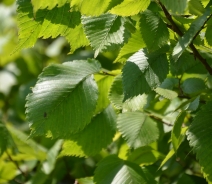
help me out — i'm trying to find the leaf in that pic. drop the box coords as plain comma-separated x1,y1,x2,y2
181,78,206,95
205,18,212,46
160,0,188,14
140,10,169,52
7,125,47,161
26,60,101,138
14,0,88,54
172,8,211,61
0,122,14,156
115,25,146,63
110,0,150,16
94,74,114,114
187,96,200,111
76,177,94,184
42,140,63,174
187,101,212,183
127,146,165,166
188,0,205,16
117,111,159,149
82,14,126,57
71,0,112,16
123,94,148,112
122,49,169,100
158,149,175,169
0,160,17,183
170,51,199,75
31,0,70,13
154,87,178,100
171,112,187,152
94,155,156,184
109,74,124,109
60,106,116,157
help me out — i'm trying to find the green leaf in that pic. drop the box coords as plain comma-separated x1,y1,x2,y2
82,14,126,57
117,111,159,149
187,96,200,111
71,0,111,16
94,74,114,114
205,18,212,46
115,26,146,63
140,10,169,52
160,0,188,14
188,0,205,16
31,0,70,13
0,122,14,156
123,94,149,112
14,0,88,54
154,87,178,100
0,160,17,183
170,51,199,75
127,146,165,166
109,74,124,109
171,112,187,152
181,78,206,95
187,101,212,183
76,177,94,184
60,106,116,157
172,8,211,61
7,125,47,161
110,0,151,16
158,148,175,169
26,60,101,138
122,49,169,100
94,155,156,184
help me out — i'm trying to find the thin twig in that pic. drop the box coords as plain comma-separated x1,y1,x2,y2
6,151,26,178
158,0,212,75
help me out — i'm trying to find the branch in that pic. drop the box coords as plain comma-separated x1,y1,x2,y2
158,1,212,75
6,150,27,178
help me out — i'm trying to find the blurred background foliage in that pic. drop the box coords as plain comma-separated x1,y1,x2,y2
0,0,209,183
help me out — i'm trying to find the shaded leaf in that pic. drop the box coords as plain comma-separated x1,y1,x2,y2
171,112,187,152
161,0,188,14
122,49,169,100
60,106,116,157
94,155,156,184
140,10,169,52
181,78,206,95
187,101,212,183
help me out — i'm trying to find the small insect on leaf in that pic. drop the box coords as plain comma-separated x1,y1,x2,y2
44,112,47,118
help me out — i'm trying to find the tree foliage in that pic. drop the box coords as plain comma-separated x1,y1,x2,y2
1,0,212,183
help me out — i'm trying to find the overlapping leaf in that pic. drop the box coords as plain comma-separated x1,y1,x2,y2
117,111,159,148
140,10,169,52
171,112,187,152
94,155,156,184
110,0,151,16
154,87,178,100
122,49,169,100
115,26,146,63
14,0,89,54
31,0,70,13
60,106,116,157
71,0,112,16
161,0,188,14
187,101,212,183
82,14,126,57
172,8,211,61
26,60,101,138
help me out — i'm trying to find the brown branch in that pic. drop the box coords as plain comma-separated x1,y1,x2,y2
6,151,27,178
158,1,212,75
